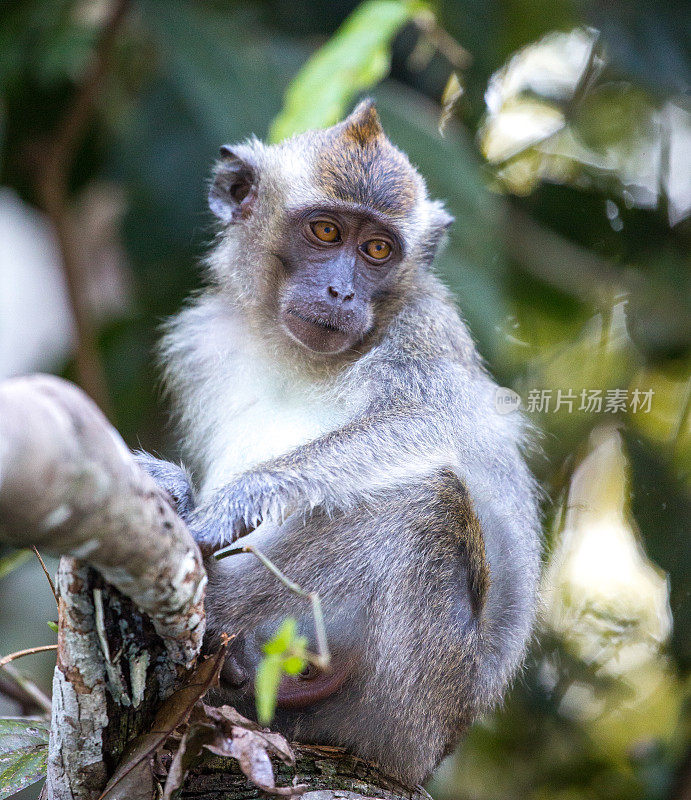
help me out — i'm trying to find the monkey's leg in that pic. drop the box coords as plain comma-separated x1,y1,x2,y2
203,469,489,787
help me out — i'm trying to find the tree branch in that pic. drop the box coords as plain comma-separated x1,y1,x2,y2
0,374,206,668
216,543,330,669
183,743,432,800
34,546,60,606
0,374,207,799
0,645,58,668
0,663,52,716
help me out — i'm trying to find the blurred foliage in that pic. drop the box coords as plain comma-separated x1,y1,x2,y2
269,0,420,141
254,617,308,725
0,552,31,582
0,0,689,799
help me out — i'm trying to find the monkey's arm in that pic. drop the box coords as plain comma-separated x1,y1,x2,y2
189,404,455,545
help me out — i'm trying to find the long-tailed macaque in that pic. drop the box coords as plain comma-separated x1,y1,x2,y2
137,100,541,786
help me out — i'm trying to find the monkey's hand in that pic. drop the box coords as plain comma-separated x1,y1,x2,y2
133,451,197,521
186,472,288,546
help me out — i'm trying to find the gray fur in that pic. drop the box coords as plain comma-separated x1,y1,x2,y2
133,450,196,519
143,105,541,787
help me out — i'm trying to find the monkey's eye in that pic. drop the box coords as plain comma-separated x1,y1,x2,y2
362,239,391,261
311,220,340,243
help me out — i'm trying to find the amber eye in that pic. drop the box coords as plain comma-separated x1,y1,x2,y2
363,239,391,260
311,220,340,242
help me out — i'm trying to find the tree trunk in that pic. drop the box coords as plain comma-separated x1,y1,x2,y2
0,375,429,800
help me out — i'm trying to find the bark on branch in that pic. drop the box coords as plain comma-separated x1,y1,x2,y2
0,374,206,667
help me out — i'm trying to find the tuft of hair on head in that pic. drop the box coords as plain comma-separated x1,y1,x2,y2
339,98,384,146
314,97,421,219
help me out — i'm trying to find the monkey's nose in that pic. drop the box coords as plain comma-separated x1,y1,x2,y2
327,285,355,303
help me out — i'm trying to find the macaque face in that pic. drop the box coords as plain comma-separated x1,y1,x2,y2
274,206,403,354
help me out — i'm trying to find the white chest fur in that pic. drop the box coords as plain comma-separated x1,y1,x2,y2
192,353,348,501
165,298,352,500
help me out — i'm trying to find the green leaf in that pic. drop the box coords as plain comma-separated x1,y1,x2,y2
0,717,50,799
0,551,31,582
256,619,310,722
255,654,283,725
269,0,422,142
46,621,58,633
282,655,306,676
263,618,298,656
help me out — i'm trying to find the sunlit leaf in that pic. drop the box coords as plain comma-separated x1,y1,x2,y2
479,28,600,166
484,27,601,116
0,717,49,799
481,97,565,164
269,0,423,142
478,26,691,224
263,618,297,656
543,427,672,665
438,71,463,135
255,654,283,726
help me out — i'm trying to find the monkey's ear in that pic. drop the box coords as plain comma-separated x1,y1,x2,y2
208,147,257,223
433,206,454,235
423,202,454,266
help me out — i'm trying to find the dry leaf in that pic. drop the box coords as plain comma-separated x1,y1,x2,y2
206,704,295,764
162,701,303,797
162,722,218,800
439,72,464,135
98,648,226,800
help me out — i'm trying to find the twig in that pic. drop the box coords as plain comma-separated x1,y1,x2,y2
412,11,472,70
36,0,129,416
0,644,58,668
0,663,52,715
215,543,330,669
33,547,59,607
671,376,691,461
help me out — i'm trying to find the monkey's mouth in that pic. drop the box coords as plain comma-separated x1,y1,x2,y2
283,309,354,354
288,310,345,334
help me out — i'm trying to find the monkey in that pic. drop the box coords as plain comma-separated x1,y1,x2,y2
135,99,541,787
